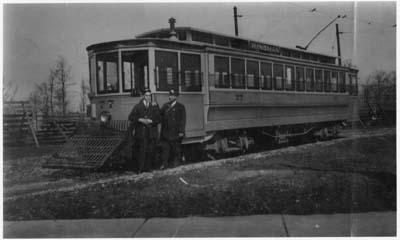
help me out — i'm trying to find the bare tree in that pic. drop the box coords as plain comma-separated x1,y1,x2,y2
3,78,19,114
36,82,50,116
28,81,51,118
48,69,56,115
3,78,18,102
364,70,396,105
366,70,395,86
52,56,73,115
29,90,41,118
80,78,90,114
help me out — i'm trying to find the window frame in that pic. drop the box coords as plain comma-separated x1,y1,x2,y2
273,63,284,90
180,52,202,92
295,66,305,91
315,69,323,92
338,71,346,93
246,59,259,89
155,50,179,92
89,54,96,94
324,70,331,92
214,55,231,88
231,57,246,89
285,64,295,91
96,51,120,94
305,68,314,92
260,61,273,90
121,50,149,95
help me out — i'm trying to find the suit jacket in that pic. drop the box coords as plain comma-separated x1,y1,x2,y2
128,100,160,140
160,101,186,141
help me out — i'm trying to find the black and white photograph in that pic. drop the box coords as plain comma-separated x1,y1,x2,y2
3,1,396,237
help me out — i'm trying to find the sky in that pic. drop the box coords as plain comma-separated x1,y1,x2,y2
3,1,396,111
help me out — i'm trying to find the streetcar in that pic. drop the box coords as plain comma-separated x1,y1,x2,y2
86,18,359,159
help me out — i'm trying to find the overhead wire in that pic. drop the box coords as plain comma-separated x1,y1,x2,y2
235,3,394,52
286,2,395,30
239,2,395,31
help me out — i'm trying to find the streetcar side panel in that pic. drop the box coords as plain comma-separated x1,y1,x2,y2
207,90,351,131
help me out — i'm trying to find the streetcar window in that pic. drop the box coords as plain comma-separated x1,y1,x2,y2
231,39,248,49
285,65,294,91
331,71,338,92
338,72,346,92
177,31,187,41
321,57,330,64
282,50,291,57
301,53,309,60
215,36,229,46
155,50,178,91
97,61,104,92
348,74,353,94
355,76,358,96
324,70,331,92
315,69,323,92
306,68,314,92
350,75,358,96
122,50,148,95
181,53,201,92
260,62,272,90
192,31,213,44
292,51,301,59
96,52,119,94
214,56,230,88
246,60,259,89
273,64,284,90
231,58,245,89
295,66,305,91
89,55,96,93
310,54,318,62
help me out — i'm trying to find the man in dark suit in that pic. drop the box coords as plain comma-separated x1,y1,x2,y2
160,89,186,169
128,88,160,173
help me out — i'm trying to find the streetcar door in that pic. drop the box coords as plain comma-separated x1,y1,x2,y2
154,50,205,141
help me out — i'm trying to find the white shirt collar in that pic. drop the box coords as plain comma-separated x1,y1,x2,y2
171,101,177,107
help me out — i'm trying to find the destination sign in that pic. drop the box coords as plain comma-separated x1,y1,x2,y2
249,41,281,54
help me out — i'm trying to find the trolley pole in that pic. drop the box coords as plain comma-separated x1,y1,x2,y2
233,6,241,36
336,23,342,66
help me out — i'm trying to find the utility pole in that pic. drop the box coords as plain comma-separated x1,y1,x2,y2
233,6,242,36
336,23,342,66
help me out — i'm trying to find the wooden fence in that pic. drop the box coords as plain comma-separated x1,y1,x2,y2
4,101,88,146
3,101,38,146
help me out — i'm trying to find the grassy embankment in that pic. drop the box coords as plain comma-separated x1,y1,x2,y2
4,133,396,220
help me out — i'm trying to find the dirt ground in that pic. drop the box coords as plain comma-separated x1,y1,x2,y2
3,127,396,220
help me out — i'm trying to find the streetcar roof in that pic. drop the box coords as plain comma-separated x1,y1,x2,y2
136,27,338,60
86,26,360,70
